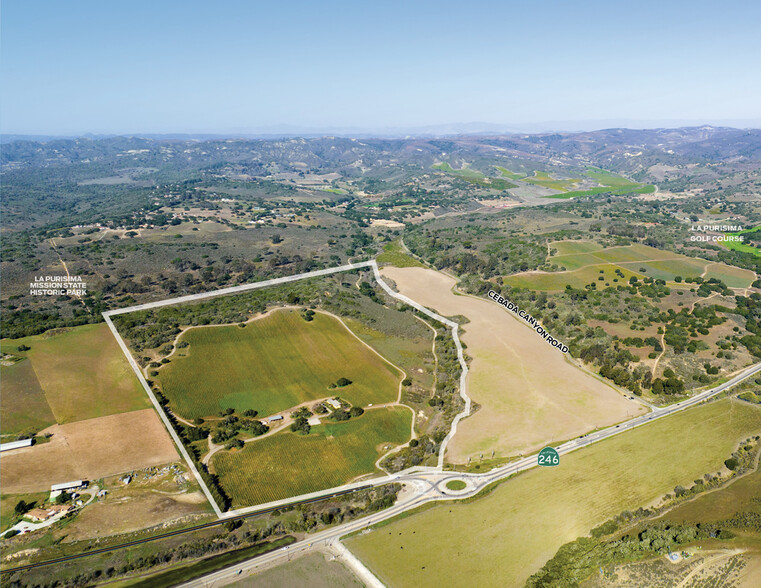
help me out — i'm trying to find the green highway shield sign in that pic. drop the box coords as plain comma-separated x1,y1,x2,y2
538,447,559,467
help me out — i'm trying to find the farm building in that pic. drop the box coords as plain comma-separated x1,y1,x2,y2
326,399,342,410
268,415,284,423
51,480,88,492
0,439,32,452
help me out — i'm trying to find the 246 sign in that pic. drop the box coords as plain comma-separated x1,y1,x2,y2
538,447,559,467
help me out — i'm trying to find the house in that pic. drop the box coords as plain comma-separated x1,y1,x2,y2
24,508,53,522
24,504,76,523
326,399,342,410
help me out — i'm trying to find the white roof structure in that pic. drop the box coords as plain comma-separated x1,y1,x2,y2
0,439,33,452
51,480,85,492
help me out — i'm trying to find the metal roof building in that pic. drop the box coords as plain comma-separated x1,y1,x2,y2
0,439,33,452
51,480,87,492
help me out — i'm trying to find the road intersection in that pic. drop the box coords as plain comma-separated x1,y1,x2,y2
183,359,761,587
101,259,761,586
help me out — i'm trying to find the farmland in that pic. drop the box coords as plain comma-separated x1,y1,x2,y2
658,453,761,527
0,359,55,437
495,166,526,180
703,262,760,288
157,309,402,420
432,162,516,190
523,170,582,191
346,399,761,588
505,242,756,291
585,166,640,187
376,240,425,268
0,408,178,493
380,266,642,462
545,184,655,199
230,552,362,588
0,323,149,425
212,407,411,507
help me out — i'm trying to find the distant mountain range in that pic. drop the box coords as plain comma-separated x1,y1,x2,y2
3,119,760,143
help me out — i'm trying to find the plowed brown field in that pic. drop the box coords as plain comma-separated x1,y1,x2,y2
1,409,178,493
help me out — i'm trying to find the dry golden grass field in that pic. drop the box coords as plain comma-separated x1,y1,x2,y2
381,266,645,463
346,399,761,588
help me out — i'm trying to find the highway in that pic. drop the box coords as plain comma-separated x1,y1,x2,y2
8,256,758,584
182,359,761,587
4,351,758,584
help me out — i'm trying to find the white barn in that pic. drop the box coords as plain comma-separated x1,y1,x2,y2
0,439,33,452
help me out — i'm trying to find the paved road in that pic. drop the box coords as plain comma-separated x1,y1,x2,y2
183,359,761,587
101,258,761,584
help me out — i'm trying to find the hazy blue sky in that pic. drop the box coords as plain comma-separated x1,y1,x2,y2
2,0,760,134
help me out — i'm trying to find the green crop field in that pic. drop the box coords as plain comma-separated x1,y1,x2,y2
591,244,674,263
0,324,148,425
551,252,610,270
506,242,755,290
495,166,525,180
585,167,638,188
549,240,604,255
660,457,761,527
522,170,581,191
158,309,402,420
703,263,759,288
432,162,482,179
544,183,655,199
432,162,516,190
0,359,56,437
346,399,761,588
506,265,644,291
213,407,411,506
377,240,425,268
617,259,708,281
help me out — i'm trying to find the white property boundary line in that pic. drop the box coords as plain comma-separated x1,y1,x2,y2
103,260,471,518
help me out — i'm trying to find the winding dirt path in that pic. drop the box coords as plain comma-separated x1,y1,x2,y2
414,315,439,398
167,307,422,469
652,291,720,377
381,266,645,463
49,238,90,313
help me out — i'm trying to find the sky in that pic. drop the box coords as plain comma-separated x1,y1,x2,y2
2,0,760,135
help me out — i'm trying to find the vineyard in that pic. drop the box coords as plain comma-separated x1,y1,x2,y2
212,407,412,507
158,308,402,419
506,242,756,291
